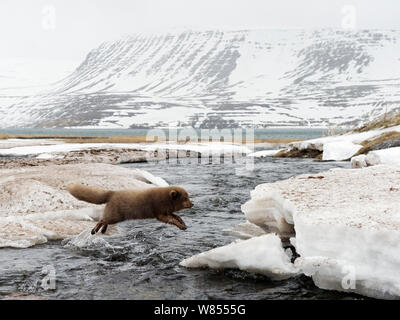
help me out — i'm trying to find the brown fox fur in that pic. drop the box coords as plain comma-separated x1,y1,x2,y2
67,184,193,234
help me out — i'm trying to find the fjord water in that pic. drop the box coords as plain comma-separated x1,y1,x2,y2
0,128,328,141
0,156,361,299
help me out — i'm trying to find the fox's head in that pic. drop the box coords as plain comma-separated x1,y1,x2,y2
168,186,194,211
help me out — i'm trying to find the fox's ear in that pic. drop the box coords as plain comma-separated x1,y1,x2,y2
170,190,179,200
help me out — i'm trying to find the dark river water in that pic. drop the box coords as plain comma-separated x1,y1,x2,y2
0,156,363,300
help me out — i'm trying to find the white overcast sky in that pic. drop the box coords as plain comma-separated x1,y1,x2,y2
1,0,400,61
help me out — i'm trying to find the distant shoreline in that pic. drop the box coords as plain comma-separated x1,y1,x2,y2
0,127,329,143
0,134,301,145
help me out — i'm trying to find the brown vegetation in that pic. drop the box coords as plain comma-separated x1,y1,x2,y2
273,148,322,159
355,109,400,132
0,133,301,144
353,131,400,156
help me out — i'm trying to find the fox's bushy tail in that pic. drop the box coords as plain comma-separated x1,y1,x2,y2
67,184,112,204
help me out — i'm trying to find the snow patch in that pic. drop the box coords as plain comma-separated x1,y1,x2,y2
288,125,400,161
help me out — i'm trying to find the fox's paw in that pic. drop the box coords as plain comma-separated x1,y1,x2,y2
176,220,187,230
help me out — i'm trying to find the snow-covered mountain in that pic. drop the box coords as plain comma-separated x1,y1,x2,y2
1,29,400,128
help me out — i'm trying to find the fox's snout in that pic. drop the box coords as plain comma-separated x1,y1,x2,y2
184,200,193,208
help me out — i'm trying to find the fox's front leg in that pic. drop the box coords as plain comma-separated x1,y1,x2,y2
92,220,105,234
157,213,187,230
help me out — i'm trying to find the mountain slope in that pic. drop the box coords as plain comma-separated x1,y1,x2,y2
2,29,400,128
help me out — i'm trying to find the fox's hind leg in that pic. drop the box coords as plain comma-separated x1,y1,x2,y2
91,220,105,234
92,203,120,235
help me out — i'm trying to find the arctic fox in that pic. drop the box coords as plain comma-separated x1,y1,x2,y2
67,184,193,234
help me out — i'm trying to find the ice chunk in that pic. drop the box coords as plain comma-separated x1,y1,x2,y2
241,184,295,238
351,154,367,168
180,234,299,280
295,256,400,300
322,141,362,161
255,164,400,299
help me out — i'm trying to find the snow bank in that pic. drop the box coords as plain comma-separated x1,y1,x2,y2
180,234,299,280
0,163,165,248
0,140,251,158
253,165,400,299
287,125,400,161
0,138,58,150
247,149,284,158
366,147,400,166
322,141,362,161
241,185,295,239
351,147,400,168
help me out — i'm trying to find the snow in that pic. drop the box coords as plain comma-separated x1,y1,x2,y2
247,149,284,158
0,139,58,150
36,153,55,159
241,184,295,238
366,147,400,166
127,168,169,187
2,30,400,128
350,146,400,168
247,165,400,299
322,141,362,161
180,234,299,280
180,181,297,279
288,125,400,161
295,256,400,300
0,140,252,158
351,154,368,168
